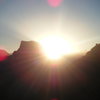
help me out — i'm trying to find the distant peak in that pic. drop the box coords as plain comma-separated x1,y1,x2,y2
13,41,42,55
91,43,100,52
86,43,100,57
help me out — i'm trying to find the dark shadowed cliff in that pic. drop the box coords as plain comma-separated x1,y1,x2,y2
0,41,100,100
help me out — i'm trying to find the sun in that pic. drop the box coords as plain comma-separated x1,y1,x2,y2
39,36,76,60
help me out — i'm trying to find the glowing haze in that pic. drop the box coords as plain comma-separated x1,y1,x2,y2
40,35,77,59
0,0,100,53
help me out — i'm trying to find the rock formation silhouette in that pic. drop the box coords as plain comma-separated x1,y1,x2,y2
0,41,100,100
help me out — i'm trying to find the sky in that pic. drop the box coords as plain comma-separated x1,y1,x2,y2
0,0,100,53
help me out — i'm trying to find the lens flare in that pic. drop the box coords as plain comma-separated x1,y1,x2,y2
0,49,8,61
51,98,59,100
48,0,63,7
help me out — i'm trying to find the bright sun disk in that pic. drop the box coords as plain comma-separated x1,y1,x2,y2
40,36,76,60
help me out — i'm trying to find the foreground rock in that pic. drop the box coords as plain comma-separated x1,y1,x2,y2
0,42,100,100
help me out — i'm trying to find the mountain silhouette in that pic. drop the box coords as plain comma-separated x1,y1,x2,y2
0,41,100,100
13,41,42,55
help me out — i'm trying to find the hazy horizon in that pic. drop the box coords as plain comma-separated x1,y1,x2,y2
0,0,100,53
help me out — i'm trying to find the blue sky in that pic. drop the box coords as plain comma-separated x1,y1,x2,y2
0,0,100,53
